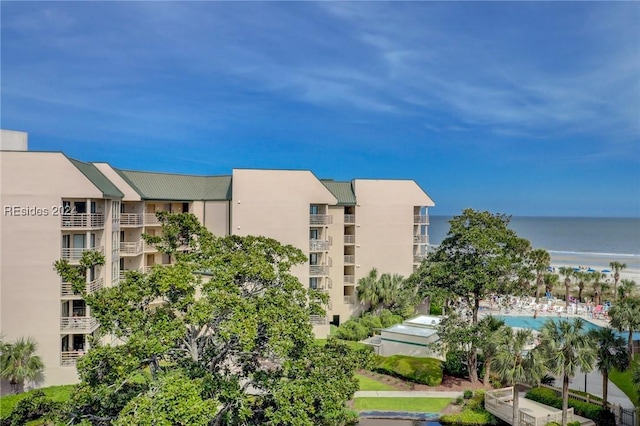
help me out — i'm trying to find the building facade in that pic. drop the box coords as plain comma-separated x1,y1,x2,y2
0,131,434,390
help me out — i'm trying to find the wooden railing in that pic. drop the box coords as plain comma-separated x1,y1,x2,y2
485,387,574,426
61,213,104,228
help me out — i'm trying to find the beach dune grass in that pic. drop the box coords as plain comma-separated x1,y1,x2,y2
356,374,398,391
354,397,453,412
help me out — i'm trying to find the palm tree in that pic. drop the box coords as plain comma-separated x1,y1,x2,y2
575,271,591,303
492,327,545,426
609,297,640,357
610,261,627,302
478,316,506,388
357,268,381,312
559,267,574,310
588,327,630,408
618,279,637,299
543,273,559,299
530,249,551,303
377,273,405,313
539,318,596,426
0,337,45,394
591,272,605,306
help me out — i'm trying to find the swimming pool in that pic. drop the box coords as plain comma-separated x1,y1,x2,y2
492,315,640,339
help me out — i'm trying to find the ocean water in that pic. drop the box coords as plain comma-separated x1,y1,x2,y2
428,216,640,274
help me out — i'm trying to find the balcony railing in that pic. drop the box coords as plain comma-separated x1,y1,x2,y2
144,213,162,225
413,254,427,263
344,275,355,284
309,239,330,251
60,350,85,366
119,268,144,281
343,295,355,304
61,213,105,228
60,316,99,332
143,242,157,252
344,255,355,264
414,215,429,224
310,265,329,276
344,235,355,244
60,277,103,297
344,214,355,224
310,214,332,225
61,246,104,261
120,213,143,226
413,235,429,244
120,241,143,256
310,315,327,325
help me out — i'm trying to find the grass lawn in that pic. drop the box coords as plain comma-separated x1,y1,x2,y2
609,355,639,406
356,374,398,391
0,385,74,418
314,338,368,351
354,397,453,412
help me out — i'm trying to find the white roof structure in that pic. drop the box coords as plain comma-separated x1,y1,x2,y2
403,315,442,328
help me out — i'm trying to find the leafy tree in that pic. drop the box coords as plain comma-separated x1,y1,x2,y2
539,318,596,426
529,249,551,303
491,327,545,426
477,316,506,388
618,279,637,299
54,212,360,425
609,261,627,302
411,209,532,382
587,327,630,408
558,267,574,309
0,337,45,394
608,297,640,357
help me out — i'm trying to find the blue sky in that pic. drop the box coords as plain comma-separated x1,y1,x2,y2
2,2,639,217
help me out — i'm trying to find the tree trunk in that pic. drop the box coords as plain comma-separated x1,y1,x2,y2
484,357,492,388
472,297,479,325
578,287,583,303
629,330,634,357
512,385,520,426
468,350,478,383
565,285,570,310
562,374,569,426
603,371,609,409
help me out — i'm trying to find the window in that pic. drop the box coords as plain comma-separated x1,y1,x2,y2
310,229,319,240
309,278,319,289
309,253,319,265
310,205,319,215
112,232,119,251
112,201,120,220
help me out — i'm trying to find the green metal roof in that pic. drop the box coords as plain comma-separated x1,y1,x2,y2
69,158,124,198
116,169,232,201
321,180,356,206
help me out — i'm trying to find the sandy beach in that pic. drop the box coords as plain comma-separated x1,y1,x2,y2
548,251,640,284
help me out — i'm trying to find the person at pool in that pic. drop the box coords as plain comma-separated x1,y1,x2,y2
533,310,538,319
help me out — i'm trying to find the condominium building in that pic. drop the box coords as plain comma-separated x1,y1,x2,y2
0,130,434,390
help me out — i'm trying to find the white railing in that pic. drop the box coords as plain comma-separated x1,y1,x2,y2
309,239,330,251
61,213,105,228
310,265,329,276
344,255,355,264
120,213,143,226
144,213,162,225
120,241,143,255
414,215,429,224
485,387,574,426
413,234,429,244
344,295,355,304
61,278,103,296
413,254,427,263
310,214,332,225
143,242,157,252
344,214,355,224
61,246,104,261
344,275,355,284
60,351,85,366
60,316,99,332
344,235,355,244
310,315,327,325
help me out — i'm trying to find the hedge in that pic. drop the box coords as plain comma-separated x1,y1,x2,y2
441,391,500,426
525,387,610,421
374,355,443,386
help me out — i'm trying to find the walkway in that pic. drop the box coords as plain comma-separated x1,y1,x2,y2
355,390,462,398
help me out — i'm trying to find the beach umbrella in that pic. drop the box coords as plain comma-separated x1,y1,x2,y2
587,268,596,273
601,269,611,273
573,267,580,272
547,267,554,272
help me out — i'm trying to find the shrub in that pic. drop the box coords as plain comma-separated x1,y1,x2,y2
463,389,473,399
379,310,404,328
441,391,499,425
359,314,383,333
455,396,464,405
334,319,369,341
525,387,605,421
567,422,581,426
374,355,443,386
430,303,443,316
4,390,62,426
545,423,561,426
443,350,468,377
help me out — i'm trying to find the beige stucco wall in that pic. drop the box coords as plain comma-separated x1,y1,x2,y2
92,163,141,201
203,201,229,236
0,152,110,389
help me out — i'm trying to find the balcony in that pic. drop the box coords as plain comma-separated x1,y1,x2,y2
309,239,330,251
310,214,332,225
60,351,85,366
344,255,355,264
413,254,427,263
120,241,143,256
414,215,429,224
120,213,143,227
344,214,355,224
343,295,355,304
60,316,99,332
309,265,329,276
144,213,162,225
344,275,355,284
119,268,144,281
61,278,104,297
143,242,157,252
344,235,355,244
310,315,327,325
413,235,429,244
61,213,105,228
61,246,104,262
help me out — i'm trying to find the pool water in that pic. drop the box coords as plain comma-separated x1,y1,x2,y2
492,315,640,339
